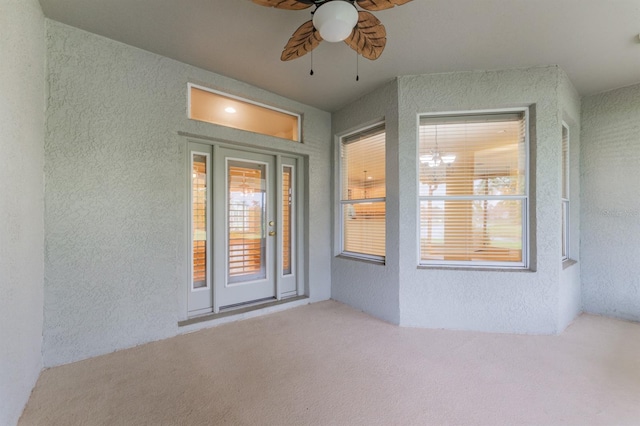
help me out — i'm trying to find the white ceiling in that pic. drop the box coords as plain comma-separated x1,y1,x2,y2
38,0,640,112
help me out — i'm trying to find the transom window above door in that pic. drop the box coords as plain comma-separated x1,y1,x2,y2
418,111,529,268
188,83,301,142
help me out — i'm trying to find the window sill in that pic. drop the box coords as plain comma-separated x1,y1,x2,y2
563,259,578,270
336,254,385,266
417,265,535,273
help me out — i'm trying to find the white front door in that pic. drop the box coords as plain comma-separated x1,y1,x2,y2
218,149,276,308
187,143,300,317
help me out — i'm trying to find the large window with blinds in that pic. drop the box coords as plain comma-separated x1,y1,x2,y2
561,124,570,261
418,111,528,268
339,124,386,261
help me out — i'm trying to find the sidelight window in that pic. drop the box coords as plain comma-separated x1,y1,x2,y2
561,124,570,261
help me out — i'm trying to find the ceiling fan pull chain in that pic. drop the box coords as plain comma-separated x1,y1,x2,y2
310,50,314,76
356,51,359,82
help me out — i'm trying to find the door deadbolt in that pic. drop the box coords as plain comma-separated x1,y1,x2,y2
268,231,276,236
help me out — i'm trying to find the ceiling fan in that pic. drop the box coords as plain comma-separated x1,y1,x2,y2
252,0,412,61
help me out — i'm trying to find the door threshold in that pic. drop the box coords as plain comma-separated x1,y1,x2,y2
219,296,276,311
179,295,308,327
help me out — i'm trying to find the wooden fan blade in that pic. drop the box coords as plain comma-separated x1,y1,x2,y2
344,11,386,60
281,20,323,61
356,0,412,11
251,0,312,10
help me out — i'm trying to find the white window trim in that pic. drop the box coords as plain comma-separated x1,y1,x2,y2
336,121,386,263
416,107,530,270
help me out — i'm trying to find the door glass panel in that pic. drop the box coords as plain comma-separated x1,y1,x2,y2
228,161,267,283
282,166,293,275
192,154,208,289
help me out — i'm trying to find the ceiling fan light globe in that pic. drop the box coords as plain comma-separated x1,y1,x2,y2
313,0,358,42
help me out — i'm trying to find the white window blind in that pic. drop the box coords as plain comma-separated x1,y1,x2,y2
562,125,570,260
340,124,386,260
227,162,267,282
418,112,528,267
282,166,294,275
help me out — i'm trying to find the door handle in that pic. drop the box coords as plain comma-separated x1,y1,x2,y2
268,231,276,236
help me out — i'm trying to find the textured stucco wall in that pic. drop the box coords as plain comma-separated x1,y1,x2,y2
44,20,332,367
397,67,565,334
331,81,401,324
581,84,640,322
331,67,574,334
557,70,582,330
0,0,45,424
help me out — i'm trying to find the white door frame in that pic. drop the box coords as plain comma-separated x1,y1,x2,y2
186,140,306,317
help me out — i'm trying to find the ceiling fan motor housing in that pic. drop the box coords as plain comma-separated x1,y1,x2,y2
312,0,359,42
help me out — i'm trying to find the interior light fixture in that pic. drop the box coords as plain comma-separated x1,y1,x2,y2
419,126,456,167
419,152,456,167
312,0,359,42
224,107,237,114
